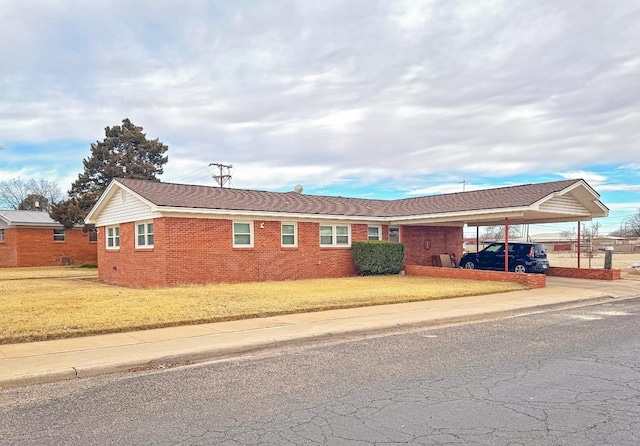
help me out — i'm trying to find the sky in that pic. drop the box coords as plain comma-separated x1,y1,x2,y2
1,0,639,236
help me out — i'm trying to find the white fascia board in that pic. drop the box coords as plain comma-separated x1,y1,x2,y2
572,179,600,198
591,200,609,216
12,222,62,228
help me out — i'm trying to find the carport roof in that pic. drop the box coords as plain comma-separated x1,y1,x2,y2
86,178,609,226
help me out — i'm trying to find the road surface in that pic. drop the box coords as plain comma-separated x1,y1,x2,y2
1,297,639,445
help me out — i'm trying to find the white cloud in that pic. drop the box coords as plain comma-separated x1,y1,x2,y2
1,0,640,198
556,171,608,184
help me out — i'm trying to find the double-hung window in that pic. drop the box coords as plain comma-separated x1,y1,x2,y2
106,226,120,249
319,224,351,247
136,221,154,248
368,225,381,241
233,222,254,247
0,229,4,243
281,223,297,247
53,229,66,242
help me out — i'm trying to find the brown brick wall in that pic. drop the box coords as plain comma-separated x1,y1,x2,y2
98,221,169,287
547,266,621,280
0,227,97,267
97,217,456,288
0,228,18,267
403,225,463,266
405,264,547,288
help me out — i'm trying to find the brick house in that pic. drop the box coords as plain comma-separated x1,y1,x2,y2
0,210,98,267
84,178,607,288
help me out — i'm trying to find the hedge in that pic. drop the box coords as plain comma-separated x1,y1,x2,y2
351,241,404,276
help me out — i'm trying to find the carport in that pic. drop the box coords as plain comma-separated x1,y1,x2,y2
391,179,608,272
464,180,608,271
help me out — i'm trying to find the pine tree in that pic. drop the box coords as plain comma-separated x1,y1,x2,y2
51,119,168,229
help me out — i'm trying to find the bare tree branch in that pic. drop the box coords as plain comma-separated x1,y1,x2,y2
0,178,64,211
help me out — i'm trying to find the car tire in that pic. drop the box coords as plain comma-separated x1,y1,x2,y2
512,263,527,273
462,260,477,269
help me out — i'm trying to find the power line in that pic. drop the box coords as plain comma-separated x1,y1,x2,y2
209,162,233,188
165,166,211,183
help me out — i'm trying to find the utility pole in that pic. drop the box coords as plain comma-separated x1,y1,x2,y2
209,162,233,188
460,180,467,192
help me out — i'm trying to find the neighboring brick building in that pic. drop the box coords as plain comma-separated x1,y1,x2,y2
85,178,608,288
0,210,98,267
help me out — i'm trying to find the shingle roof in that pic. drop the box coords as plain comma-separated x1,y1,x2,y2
116,178,583,218
0,210,61,226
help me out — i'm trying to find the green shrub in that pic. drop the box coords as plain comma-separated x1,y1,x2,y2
351,241,404,276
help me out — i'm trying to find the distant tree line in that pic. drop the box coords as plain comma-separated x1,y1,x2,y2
608,211,640,237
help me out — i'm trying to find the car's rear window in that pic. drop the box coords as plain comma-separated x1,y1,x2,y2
533,244,547,257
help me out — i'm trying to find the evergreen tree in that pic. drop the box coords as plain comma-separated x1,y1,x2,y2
51,119,168,229
19,194,50,211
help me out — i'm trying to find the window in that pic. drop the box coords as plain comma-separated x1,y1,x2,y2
88,229,98,242
389,227,400,242
368,225,381,241
0,229,4,243
136,221,154,248
106,226,120,249
319,224,351,247
281,223,297,247
53,229,66,242
233,221,253,247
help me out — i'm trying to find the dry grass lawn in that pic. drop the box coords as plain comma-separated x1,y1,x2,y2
0,265,98,280
0,267,524,344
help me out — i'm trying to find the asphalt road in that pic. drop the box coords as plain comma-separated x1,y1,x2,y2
1,297,639,445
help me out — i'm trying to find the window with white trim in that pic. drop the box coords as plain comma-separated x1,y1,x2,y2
281,222,297,247
319,224,351,247
135,221,154,248
368,225,381,241
0,229,4,243
106,226,120,249
233,221,254,247
53,229,66,242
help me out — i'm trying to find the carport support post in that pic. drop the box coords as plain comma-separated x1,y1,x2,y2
504,217,509,272
577,221,581,268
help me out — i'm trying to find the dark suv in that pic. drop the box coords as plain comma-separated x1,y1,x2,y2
459,242,549,273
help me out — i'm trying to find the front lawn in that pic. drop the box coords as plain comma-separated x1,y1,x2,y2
0,268,525,344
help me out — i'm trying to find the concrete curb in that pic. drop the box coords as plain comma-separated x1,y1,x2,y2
3,293,634,389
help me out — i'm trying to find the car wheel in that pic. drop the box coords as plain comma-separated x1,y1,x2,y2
513,263,527,273
462,260,477,269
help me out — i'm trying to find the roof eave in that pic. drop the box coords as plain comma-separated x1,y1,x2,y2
158,206,390,222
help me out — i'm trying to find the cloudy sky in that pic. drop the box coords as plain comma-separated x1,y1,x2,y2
1,0,639,234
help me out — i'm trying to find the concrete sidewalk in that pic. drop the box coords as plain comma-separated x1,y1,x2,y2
1,277,638,389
